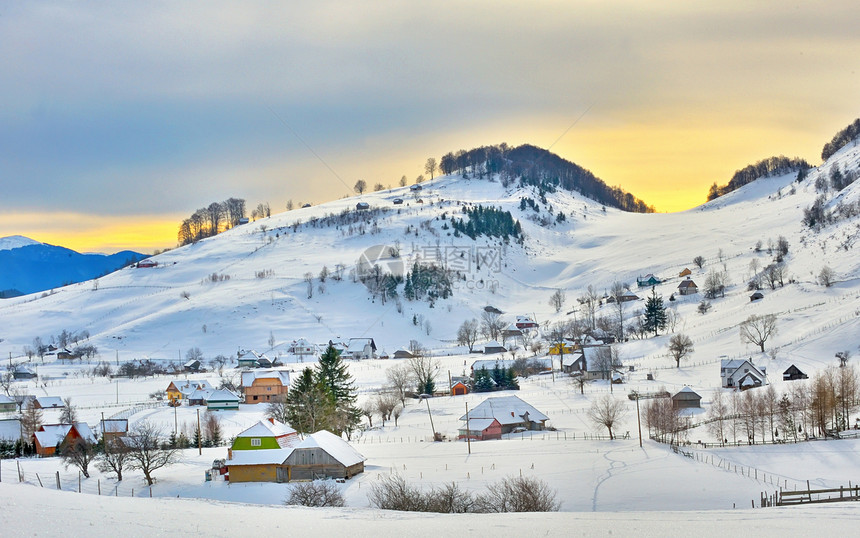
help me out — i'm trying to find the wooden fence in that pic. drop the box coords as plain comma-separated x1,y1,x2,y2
760,481,860,507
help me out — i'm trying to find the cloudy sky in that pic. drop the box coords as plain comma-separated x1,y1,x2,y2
2,1,859,252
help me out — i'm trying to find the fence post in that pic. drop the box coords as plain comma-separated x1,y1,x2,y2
78,472,81,493
98,479,101,495
56,471,61,490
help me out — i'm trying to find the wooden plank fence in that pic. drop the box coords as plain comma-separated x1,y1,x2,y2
760,481,860,508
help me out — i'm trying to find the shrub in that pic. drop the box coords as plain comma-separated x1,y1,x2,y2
285,480,345,507
474,476,561,513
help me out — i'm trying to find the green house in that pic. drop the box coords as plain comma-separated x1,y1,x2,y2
636,274,661,287
231,419,298,450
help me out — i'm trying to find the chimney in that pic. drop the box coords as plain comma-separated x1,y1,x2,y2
268,417,275,425
227,448,233,460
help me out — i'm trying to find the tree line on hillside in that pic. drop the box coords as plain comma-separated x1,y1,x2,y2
821,118,860,161
177,197,247,246
707,156,811,202
451,205,524,242
436,143,654,213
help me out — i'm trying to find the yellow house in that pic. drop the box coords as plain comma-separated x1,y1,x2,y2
166,380,213,405
548,342,575,356
241,370,291,404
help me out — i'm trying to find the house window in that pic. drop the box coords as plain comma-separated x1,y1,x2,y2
251,438,261,447
267,387,272,391
253,395,258,401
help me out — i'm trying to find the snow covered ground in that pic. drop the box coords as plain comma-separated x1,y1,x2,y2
0,140,859,529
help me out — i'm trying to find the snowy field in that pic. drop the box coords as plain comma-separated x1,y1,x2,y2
0,139,859,529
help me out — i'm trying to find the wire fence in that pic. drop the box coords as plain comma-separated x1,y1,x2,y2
0,459,154,498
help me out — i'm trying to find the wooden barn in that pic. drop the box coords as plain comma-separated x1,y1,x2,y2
281,430,365,481
671,387,702,409
33,423,96,457
677,278,699,295
783,365,809,381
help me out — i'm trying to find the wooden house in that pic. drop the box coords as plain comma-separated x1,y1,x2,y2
392,349,414,359
288,338,317,360
750,291,764,301
281,430,365,481
231,418,298,451
783,365,808,381
677,278,699,295
12,366,37,380
33,423,96,457
393,198,404,205
99,419,128,442
549,341,576,356
671,387,702,409
226,448,294,483
483,341,507,355
237,350,273,369
184,359,202,372
515,316,538,329
409,184,423,191
459,395,548,435
241,370,291,404
679,268,692,278
136,259,158,268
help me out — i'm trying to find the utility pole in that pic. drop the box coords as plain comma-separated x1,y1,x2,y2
465,402,471,455
197,408,202,455
425,398,437,441
636,393,643,448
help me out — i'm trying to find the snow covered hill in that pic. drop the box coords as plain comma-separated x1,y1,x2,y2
0,143,857,371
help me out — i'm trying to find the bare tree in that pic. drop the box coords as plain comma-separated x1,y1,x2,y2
125,421,180,485
643,396,682,444
60,397,78,424
570,373,589,395
399,175,408,187
20,400,42,441
97,438,132,481
385,363,414,407
480,311,504,341
425,157,437,180
739,313,778,353
549,288,566,313
697,299,712,314
667,334,694,368
588,394,627,439
407,351,440,395
374,183,385,192
693,255,706,269
304,272,314,299
456,318,480,352
61,437,96,478
707,390,729,445
285,481,346,507
0,371,13,395
609,281,626,341
354,179,367,195
360,399,375,428
580,285,600,330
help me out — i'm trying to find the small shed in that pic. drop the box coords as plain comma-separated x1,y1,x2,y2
410,184,423,191
355,202,370,210
392,349,414,359
184,359,202,372
671,387,702,409
679,268,692,278
99,419,129,442
393,198,404,205
750,291,764,302
451,381,469,396
484,341,507,355
12,367,37,380
783,365,808,381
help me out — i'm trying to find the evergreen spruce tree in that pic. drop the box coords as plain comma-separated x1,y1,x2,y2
643,286,668,337
285,367,335,435
314,345,361,436
474,367,494,392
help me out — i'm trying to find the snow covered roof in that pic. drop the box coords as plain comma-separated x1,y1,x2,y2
241,369,290,388
673,387,701,400
0,419,21,441
295,430,365,467
34,423,95,447
170,380,213,395
460,395,549,426
236,419,297,439
0,395,12,405
35,396,64,408
227,448,294,466
207,389,240,402
100,419,128,434
346,338,376,353
459,418,498,432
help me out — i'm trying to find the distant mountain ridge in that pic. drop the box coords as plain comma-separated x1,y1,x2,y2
0,237,145,298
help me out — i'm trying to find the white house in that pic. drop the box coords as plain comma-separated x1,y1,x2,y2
345,338,376,360
459,395,549,434
720,359,767,389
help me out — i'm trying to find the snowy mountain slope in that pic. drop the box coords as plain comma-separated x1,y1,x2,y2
0,235,41,251
0,146,857,379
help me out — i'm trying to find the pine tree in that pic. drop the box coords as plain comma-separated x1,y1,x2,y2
642,287,667,337
474,368,494,392
314,345,361,436
286,367,335,435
